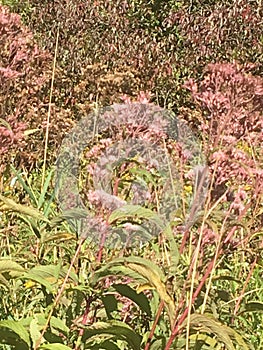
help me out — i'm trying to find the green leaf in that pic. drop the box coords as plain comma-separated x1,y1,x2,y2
187,313,249,350
150,339,165,350
0,273,9,287
101,294,118,319
0,194,49,223
163,224,180,269
0,117,12,130
51,208,89,224
86,339,121,349
50,316,70,335
43,232,76,243
38,168,54,210
213,274,242,283
0,260,25,275
19,314,45,329
241,301,263,313
10,165,37,205
122,256,175,323
17,214,41,238
112,284,151,316
93,256,175,324
109,204,164,229
109,256,166,281
0,320,30,348
92,264,147,287
40,344,72,350
130,167,158,185
83,320,142,350
29,317,42,349
216,289,231,302
175,332,220,349
24,128,40,136
22,264,61,293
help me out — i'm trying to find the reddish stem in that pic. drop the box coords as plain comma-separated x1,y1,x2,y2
144,300,165,350
164,254,219,350
96,229,107,263
74,297,92,350
179,228,189,254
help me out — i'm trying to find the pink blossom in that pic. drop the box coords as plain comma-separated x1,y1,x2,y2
87,189,126,211
0,67,21,79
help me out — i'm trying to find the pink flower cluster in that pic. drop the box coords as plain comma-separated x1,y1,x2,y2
87,189,126,212
0,5,50,160
184,62,263,193
0,114,26,154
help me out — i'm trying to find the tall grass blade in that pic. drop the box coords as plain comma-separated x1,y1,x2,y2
10,164,37,205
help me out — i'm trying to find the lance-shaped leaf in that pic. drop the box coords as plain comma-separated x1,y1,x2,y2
0,320,30,348
0,194,49,223
82,320,142,350
185,313,249,350
109,204,164,229
92,256,176,324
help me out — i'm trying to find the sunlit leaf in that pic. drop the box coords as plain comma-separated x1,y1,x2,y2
175,332,221,349
0,194,49,223
109,204,164,229
24,128,40,136
124,257,176,324
93,256,175,324
50,316,70,334
29,318,43,349
0,117,12,130
187,313,249,350
10,164,37,205
43,232,76,243
0,260,25,275
136,283,154,293
22,264,61,293
40,344,72,350
37,168,54,210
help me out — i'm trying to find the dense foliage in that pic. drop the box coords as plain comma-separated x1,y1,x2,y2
0,1,262,349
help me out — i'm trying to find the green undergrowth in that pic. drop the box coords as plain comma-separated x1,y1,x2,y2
0,161,262,349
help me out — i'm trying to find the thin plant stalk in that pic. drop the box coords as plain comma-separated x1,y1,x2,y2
166,190,228,349
41,26,59,191
185,218,205,349
200,199,232,314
